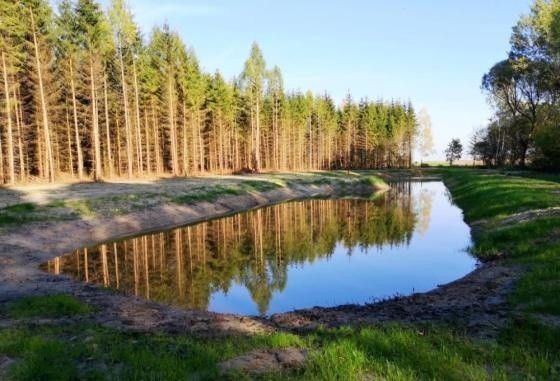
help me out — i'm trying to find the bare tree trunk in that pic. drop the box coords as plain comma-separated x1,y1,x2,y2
168,77,178,175
31,12,55,183
182,102,188,175
144,111,151,175
254,100,261,171
2,52,15,184
116,116,122,176
119,51,133,178
14,88,25,181
103,74,113,177
65,109,74,176
197,109,204,172
132,59,143,176
70,62,83,180
151,98,161,175
90,58,102,181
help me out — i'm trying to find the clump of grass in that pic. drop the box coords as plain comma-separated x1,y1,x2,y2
0,203,38,226
0,324,306,381
359,176,387,187
3,203,36,213
8,295,93,319
173,186,241,204
239,179,282,192
173,180,285,205
64,200,96,218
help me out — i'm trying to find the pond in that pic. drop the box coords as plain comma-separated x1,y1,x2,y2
41,181,476,316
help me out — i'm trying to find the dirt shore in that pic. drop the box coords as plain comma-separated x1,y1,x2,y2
0,171,520,339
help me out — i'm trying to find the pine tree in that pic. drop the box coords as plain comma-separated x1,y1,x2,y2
0,0,26,184
240,42,266,171
74,0,112,181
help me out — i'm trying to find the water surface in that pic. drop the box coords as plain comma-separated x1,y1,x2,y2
42,181,476,316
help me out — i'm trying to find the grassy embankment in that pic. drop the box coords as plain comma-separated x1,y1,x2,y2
0,172,382,228
1,169,560,380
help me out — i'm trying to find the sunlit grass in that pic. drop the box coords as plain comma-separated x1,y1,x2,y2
438,168,560,222
1,322,558,380
7,295,93,319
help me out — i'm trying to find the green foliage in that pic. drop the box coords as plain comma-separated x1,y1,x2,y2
439,168,560,222
444,139,463,165
2,322,558,380
481,0,560,169
7,294,93,319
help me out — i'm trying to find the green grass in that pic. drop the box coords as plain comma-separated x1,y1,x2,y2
172,185,242,204
0,323,558,380
172,180,286,205
438,168,560,222
7,295,93,319
359,175,387,187
239,179,283,192
0,200,94,226
0,203,38,226
0,325,305,381
440,168,560,316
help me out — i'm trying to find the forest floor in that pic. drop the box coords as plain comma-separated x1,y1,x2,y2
0,168,559,380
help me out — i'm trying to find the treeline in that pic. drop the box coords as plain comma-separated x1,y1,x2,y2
478,0,560,169
43,195,416,314
0,0,417,184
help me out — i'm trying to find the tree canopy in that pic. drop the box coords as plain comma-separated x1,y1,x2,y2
0,0,419,184
481,0,560,169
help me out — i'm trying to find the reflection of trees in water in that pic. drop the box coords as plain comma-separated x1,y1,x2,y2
43,191,416,314
414,184,435,236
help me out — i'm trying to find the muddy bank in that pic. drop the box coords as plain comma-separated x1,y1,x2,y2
271,261,521,338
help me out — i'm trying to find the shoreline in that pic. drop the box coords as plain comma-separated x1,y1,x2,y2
0,171,517,339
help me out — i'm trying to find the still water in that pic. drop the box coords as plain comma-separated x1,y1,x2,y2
42,181,476,316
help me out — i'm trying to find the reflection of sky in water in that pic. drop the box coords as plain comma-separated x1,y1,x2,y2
44,181,476,316
209,181,475,315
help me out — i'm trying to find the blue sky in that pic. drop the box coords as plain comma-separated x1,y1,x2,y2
95,0,532,160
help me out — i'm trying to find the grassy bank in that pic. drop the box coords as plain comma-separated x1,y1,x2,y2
0,171,386,228
1,169,560,380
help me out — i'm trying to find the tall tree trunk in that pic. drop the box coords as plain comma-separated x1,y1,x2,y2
168,77,178,175
14,88,25,181
69,62,84,180
90,58,102,181
144,111,151,175
31,12,55,183
151,98,161,175
2,52,15,184
197,109,204,172
119,51,133,178
132,59,143,175
65,109,74,176
254,100,261,171
116,116,122,176
182,102,188,175
103,75,113,177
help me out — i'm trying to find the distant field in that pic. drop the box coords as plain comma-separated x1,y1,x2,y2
417,160,484,167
